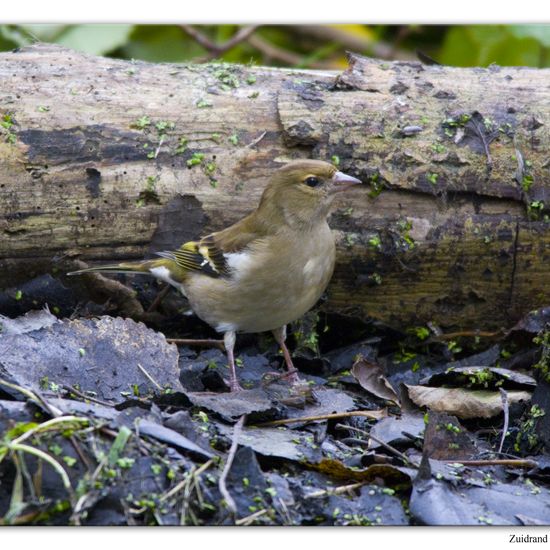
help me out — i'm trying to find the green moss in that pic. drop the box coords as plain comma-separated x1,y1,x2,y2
175,137,188,154
367,173,384,198
155,120,175,133
132,116,151,130
368,235,381,249
187,152,205,167
196,98,213,109
527,200,545,220
228,133,239,146
521,174,534,192
63,456,77,467
426,172,439,185
431,143,446,154
533,329,550,382
408,326,430,341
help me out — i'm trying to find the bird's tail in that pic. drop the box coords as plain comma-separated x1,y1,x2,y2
67,259,161,277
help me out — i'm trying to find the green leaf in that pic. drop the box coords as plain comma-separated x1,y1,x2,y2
440,25,542,68
119,25,204,62
510,25,550,47
19,24,68,42
56,24,134,55
6,456,25,524
107,426,132,465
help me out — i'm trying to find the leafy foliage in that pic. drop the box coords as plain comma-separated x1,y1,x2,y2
0,24,549,68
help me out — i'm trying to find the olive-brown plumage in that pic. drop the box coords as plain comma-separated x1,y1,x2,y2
69,160,362,391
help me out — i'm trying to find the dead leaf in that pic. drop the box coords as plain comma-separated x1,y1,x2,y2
216,423,321,462
185,389,274,421
309,457,413,484
0,316,181,402
352,357,400,404
368,413,425,451
421,366,536,391
406,385,531,419
422,412,479,460
411,475,550,526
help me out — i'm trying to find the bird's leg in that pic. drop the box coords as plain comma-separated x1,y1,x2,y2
272,325,302,385
223,331,243,392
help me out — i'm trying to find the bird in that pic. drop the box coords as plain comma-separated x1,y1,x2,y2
69,160,363,392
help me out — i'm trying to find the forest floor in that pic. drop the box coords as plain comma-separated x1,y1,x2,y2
0,274,549,526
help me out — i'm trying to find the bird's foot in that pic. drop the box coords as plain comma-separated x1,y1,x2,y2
261,368,304,387
225,378,244,392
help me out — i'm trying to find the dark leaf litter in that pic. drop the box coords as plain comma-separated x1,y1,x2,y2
0,307,549,525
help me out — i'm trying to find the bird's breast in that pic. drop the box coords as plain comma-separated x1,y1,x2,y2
183,225,336,334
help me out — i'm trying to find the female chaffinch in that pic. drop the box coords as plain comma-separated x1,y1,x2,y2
70,160,362,391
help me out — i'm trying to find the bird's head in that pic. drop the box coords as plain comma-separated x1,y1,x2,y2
258,160,362,229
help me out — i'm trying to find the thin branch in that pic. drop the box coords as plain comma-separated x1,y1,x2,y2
182,25,259,61
428,329,504,342
247,34,335,69
289,25,416,61
146,284,170,313
219,414,246,516
254,410,386,428
181,25,217,51
62,385,115,407
235,508,268,526
335,423,413,466
305,481,367,499
137,363,163,392
441,459,537,469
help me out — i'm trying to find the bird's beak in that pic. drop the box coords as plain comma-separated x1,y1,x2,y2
329,170,363,193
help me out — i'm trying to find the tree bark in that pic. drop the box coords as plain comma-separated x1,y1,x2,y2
1,44,549,330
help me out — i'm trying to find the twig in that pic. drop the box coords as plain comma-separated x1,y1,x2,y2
166,338,225,350
235,508,268,526
335,423,413,466
254,410,386,428
469,115,493,170
62,385,115,407
289,25,416,62
247,34,334,69
160,459,214,502
182,25,259,60
137,363,163,391
247,131,266,148
146,284,170,313
498,388,509,455
428,329,503,342
441,459,537,469
305,481,367,499
219,414,246,515
153,134,165,159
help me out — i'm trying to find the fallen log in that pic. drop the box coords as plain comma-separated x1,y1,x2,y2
1,44,549,330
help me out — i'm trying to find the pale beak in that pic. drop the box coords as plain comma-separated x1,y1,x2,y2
330,170,363,193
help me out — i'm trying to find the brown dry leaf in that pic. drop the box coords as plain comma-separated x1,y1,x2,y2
406,385,531,419
308,458,413,485
352,357,400,405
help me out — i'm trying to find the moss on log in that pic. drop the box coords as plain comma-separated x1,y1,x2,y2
0,44,549,330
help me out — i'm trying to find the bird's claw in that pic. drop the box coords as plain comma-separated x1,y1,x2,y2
224,377,245,392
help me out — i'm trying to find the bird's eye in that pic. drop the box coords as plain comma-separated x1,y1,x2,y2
304,176,320,187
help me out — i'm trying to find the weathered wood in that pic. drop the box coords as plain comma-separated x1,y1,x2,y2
0,44,549,330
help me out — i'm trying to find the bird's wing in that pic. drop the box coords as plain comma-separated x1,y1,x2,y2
156,235,227,278
156,211,270,279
